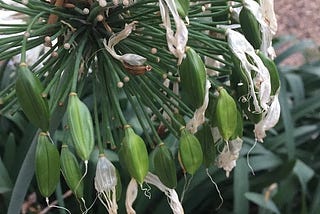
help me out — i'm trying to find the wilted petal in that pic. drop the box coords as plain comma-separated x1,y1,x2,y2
119,54,147,66
254,94,280,142
186,79,211,134
216,138,243,177
144,172,184,214
125,178,138,214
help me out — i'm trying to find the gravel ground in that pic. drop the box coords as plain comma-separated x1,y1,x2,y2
275,0,320,44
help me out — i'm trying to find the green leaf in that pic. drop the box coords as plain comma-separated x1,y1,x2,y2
0,158,12,193
233,158,249,214
245,192,280,214
293,159,314,193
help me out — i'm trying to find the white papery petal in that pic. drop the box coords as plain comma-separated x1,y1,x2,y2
254,94,280,142
186,79,211,134
119,54,147,66
227,29,271,113
260,0,277,35
159,0,188,65
216,138,243,177
125,178,138,214
144,172,184,214
95,156,117,192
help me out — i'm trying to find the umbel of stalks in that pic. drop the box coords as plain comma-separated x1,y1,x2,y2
179,128,203,175
67,92,94,162
215,87,238,141
153,143,177,188
60,144,84,199
120,125,149,184
179,47,207,110
15,64,50,131
35,132,60,198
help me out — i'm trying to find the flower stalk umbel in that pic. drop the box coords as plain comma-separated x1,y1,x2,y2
0,0,280,212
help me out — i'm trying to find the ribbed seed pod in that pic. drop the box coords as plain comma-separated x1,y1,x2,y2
35,132,60,197
15,65,49,131
195,124,216,168
175,0,190,18
120,126,149,184
153,143,177,188
239,5,262,49
60,144,83,199
256,51,280,95
67,93,94,161
179,128,203,175
215,87,238,141
179,47,207,110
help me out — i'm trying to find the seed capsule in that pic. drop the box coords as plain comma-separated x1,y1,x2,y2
67,93,94,161
179,47,207,110
60,144,83,198
120,126,149,184
175,0,190,18
239,3,262,49
153,143,177,188
35,132,60,197
256,50,280,95
195,124,216,168
179,128,203,175
215,88,238,141
15,65,50,131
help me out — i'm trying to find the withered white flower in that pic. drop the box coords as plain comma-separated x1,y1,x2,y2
216,137,243,177
186,79,211,134
125,178,138,214
159,0,188,65
254,93,280,142
144,172,184,214
104,21,147,66
95,155,118,214
226,29,271,113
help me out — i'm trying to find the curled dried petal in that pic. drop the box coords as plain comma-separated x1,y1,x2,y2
125,178,138,214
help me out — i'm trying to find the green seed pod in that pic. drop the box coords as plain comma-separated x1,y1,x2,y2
179,47,207,110
15,65,49,131
239,5,262,49
256,51,280,95
60,144,83,199
120,126,149,184
215,88,238,141
230,55,262,123
175,0,190,18
179,128,203,175
35,132,60,197
67,92,94,161
153,143,177,188
195,124,216,168
232,109,244,139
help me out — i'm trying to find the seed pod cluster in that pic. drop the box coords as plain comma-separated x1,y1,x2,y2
179,128,203,175
15,65,50,131
153,143,177,188
60,144,84,199
67,92,94,161
215,87,238,141
179,47,207,110
239,3,262,49
35,132,60,197
120,126,149,184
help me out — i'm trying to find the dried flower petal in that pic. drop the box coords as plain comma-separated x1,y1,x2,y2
186,80,211,134
125,178,138,214
159,0,188,64
144,172,184,214
216,137,243,177
254,94,280,142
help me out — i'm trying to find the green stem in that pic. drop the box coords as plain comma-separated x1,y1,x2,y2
71,36,87,92
93,81,104,154
20,12,46,64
